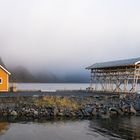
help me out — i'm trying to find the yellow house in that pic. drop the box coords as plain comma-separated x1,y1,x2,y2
0,65,11,92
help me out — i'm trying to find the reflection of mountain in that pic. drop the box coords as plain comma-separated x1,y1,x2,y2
0,122,9,134
89,117,140,140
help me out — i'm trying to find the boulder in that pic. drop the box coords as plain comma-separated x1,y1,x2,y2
11,110,18,116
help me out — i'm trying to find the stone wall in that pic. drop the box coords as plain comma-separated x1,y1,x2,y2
0,94,139,121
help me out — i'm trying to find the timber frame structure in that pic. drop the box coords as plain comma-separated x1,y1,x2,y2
86,58,140,93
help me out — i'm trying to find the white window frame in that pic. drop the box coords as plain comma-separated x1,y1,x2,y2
0,77,3,84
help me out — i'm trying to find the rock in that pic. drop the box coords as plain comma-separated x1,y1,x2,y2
77,109,83,117
33,110,38,116
130,105,136,115
117,108,124,116
109,107,118,116
2,111,8,116
70,111,76,117
80,109,90,117
85,106,93,113
58,112,64,116
91,108,97,116
11,110,18,116
134,102,140,111
53,108,59,116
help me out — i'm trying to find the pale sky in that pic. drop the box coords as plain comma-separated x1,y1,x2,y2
0,0,140,75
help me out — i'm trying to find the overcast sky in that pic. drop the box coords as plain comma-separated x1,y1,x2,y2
0,0,140,75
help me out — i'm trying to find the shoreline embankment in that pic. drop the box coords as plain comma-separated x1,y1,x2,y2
0,91,139,121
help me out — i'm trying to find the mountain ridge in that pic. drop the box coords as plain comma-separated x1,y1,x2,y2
0,58,89,83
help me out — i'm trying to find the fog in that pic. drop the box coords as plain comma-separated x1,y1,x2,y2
0,0,140,77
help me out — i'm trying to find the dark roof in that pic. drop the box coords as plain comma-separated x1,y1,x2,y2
86,57,140,69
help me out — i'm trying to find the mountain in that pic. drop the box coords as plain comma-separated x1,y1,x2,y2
9,67,89,83
9,66,62,83
62,73,89,83
0,57,89,83
35,72,60,83
9,66,37,83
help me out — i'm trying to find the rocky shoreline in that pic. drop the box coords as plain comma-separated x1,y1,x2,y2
0,94,140,120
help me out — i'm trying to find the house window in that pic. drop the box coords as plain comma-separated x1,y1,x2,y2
0,78,2,84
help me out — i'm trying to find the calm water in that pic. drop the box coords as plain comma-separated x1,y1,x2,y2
0,117,140,140
5,83,140,140
16,83,89,91
16,83,140,92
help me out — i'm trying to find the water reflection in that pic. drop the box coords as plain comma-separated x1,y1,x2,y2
0,122,9,135
89,116,140,140
0,117,140,140
0,120,102,140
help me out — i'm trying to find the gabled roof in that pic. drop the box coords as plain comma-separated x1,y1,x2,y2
86,57,140,69
0,65,11,75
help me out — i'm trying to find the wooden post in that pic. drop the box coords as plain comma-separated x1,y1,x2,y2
87,63,140,94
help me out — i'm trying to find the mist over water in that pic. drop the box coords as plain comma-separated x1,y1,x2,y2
0,0,140,79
